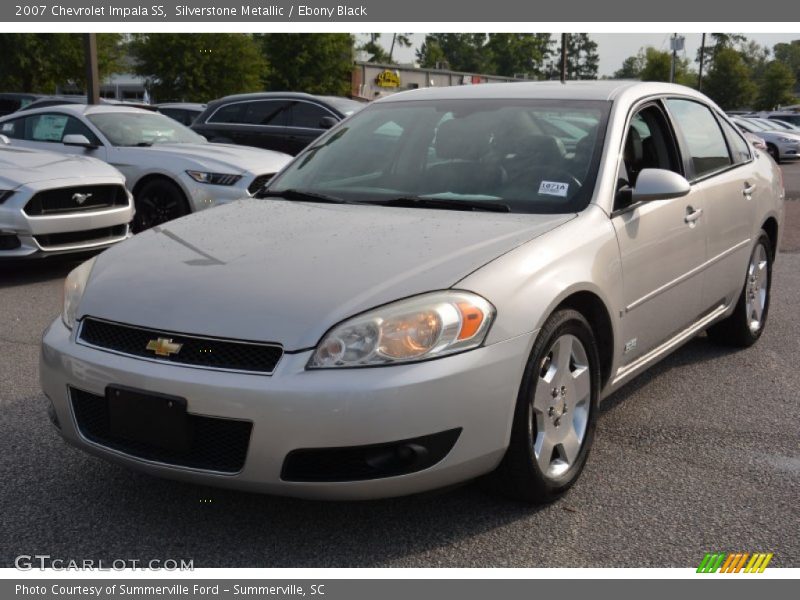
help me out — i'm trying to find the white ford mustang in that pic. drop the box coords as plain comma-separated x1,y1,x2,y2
0,104,292,231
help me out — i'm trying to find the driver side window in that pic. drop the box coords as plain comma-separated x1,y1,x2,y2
616,104,682,210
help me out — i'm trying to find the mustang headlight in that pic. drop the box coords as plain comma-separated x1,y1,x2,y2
308,291,495,369
62,257,96,330
779,137,797,143
186,170,243,186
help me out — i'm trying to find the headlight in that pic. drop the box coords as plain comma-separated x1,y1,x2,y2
186,170,243,186
308,291,495,369
779,137,796,143
0,190,14,204
62,257,96,330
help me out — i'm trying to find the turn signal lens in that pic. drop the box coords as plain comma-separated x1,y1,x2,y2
308,291,495,368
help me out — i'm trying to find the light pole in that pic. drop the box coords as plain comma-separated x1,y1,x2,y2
84,33,100,104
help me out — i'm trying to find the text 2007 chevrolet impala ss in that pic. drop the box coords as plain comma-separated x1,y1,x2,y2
40,82,784,502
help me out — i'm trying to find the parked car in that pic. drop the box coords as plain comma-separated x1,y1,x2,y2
732,117,800,162
0,104,292,231
0,135,133,258
156,103,207,126
761,111,800,128
0,93,44,117
41,81,783,502
192,92,365,155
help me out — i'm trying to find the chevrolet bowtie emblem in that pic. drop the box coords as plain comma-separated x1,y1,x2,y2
146,337,183,357
72,192,92,205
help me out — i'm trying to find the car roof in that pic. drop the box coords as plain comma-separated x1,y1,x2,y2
207,92,338,105
10,103,158,117
375,80,709,104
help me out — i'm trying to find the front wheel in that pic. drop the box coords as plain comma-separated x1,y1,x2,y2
491,309,600,503
132,178,190,233
707,232,773,347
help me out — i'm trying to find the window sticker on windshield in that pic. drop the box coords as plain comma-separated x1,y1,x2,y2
539,181,569,197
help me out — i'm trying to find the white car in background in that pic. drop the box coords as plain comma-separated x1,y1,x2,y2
0,105,292,231
0,136,133,258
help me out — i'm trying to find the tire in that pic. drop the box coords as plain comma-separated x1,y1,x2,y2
132,178,190,233
706,232,773,347
767,143,780,163
491,308,600,503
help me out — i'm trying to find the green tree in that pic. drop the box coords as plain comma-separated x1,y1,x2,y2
484,34,553,78
613,50,646,79
639,48,673,82
563,34,599,80
773,40,800,82
416,34,489,72
0,33,123,93
756,60,796,110
703,47,756,110
358,34,389,63
697,33,748,67
260,34,354,96
130,34,266,102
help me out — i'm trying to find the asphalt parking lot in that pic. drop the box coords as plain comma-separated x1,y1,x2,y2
1,168,799,569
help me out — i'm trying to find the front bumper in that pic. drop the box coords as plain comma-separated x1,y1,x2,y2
41,318,534,500
0,178,133,258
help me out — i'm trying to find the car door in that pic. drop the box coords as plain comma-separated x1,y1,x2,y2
239,99,292,151
665,99,758,313
285,101,336,155
612,102,707,365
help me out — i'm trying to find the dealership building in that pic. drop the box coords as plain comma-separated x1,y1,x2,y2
351,61,527,99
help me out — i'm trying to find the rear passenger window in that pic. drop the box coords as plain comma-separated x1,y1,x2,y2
665,99,731,179
718,117,751,165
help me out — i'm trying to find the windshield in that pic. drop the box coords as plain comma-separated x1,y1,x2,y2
88,111,206,146
323,96,365,117
267,98,610,214
736,119,763,132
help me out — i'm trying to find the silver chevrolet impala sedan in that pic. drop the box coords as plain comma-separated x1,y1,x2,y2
41,82,784,502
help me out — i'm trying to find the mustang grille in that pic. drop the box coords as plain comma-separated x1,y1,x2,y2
34,224,128,248
24,184,129,216
78,318,283,374
70,387,252,473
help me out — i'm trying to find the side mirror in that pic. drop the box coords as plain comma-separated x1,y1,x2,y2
0,134,10,145
319,116,338,130
63,134,97,149
631,168,691,203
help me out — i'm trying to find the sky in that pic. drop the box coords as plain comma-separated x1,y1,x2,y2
358,33,800,76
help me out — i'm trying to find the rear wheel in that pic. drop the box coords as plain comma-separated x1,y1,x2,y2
492,309,600,503
132,178,190,233
707,232,772,347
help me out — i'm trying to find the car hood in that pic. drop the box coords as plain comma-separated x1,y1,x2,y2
0,145,121,187
79,200,573,350
111,143,291,175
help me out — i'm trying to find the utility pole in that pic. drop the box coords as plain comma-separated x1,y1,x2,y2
669,34,685,84
560,33,568,83
698,33,707,91
84,33,100,104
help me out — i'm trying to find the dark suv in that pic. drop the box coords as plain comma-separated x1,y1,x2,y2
191,92,365,155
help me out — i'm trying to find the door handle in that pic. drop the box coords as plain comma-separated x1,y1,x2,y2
684,207,703,224
743,182,756,196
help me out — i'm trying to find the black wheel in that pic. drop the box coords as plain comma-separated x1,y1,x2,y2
707,232,773,347
132,178,190,233
767,143,780,163
491,309,600,503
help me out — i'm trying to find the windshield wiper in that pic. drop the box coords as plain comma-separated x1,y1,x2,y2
378,197,510,213
257,188,362,205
